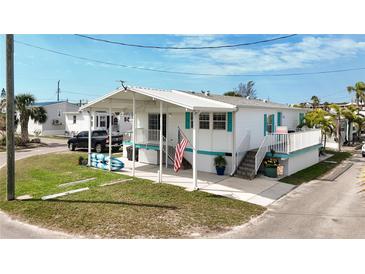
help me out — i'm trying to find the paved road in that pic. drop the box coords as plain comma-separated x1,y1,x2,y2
0,137,70,239
218,152,365,238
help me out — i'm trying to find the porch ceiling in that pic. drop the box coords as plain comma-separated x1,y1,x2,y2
80,86,237,112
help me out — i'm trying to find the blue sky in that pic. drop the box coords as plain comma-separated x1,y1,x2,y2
1,34,365,104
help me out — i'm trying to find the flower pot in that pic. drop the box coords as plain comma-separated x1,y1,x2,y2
264,167,277,178
216,166,225,176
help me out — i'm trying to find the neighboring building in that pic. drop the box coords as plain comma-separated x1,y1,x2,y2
80,86,322,181
16,101,79,136
64,110,132,136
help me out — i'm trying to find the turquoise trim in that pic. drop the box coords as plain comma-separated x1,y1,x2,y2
277,112,282,126
227,112,233,132
264,114,267,136
266,144,322,159
184,147,226,156
272,114,275,133
185,112,190,129
123,141,230,156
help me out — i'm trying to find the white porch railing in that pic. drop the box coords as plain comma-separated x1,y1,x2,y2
254,129,322,173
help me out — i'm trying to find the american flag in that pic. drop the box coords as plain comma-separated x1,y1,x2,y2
174,134,189,172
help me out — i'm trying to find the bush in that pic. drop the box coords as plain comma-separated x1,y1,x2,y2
0,131,5,146
15,136,27,146
78,156,88,166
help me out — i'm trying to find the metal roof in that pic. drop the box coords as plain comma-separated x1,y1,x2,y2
190,93,304,110
80,86,237,112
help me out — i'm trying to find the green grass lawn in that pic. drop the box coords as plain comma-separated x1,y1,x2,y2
0,152,264,238
279,151,352,185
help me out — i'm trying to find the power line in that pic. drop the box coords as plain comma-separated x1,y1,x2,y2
74,34,298,50
15,40,365,78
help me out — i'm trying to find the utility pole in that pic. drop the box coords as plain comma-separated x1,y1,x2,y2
57,80,60,101
6,34,15,201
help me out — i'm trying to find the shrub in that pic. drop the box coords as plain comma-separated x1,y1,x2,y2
30,138,41,143
214,155,227,167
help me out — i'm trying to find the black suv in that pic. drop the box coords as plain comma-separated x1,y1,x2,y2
67,130,123,153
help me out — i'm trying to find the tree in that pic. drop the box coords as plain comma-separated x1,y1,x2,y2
310,95,320,109
329,104,343,151
234,81,257,98
347,81,365,112
0,88,6,110
304,108,334,150
342,105,358,145
354,115,365,141
15,93,47,142
223,91,242,97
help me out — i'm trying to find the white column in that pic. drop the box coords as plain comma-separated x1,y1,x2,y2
108,106,112,171
159,101,163,183
165,107,168,168
192,111,198,190
132,92,136,176
87,108,92,166
231,111,236,175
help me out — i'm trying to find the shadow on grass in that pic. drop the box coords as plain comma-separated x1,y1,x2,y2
26,198,178,210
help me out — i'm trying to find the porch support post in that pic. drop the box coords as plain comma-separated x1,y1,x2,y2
87,108,92,166
132,92,136,176
231,111,236,175
108,105,112,171
159,100,163,182
192,111,198,190
165,107,168,168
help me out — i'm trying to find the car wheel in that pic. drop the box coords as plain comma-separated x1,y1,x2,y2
95,143,103,153
68,143,75,151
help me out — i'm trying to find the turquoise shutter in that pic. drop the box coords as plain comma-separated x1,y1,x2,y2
277,112,282,126
272,114,275,133
299,113,304,125
185,112,190,129
264,114,267,136
227,112,232,132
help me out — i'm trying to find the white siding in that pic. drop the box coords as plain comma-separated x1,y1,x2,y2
287,149,319,175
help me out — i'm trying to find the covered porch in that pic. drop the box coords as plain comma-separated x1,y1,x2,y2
80,86,237,190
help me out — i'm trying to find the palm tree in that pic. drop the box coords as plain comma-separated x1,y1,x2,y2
16,94,47,142
342,105,358,145
310,95,320,109
329,104,343,151
347,82,365,112
304,108,334,150
234,81,257,98
354,115,365,141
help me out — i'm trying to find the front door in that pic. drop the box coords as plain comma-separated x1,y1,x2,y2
148,113,166,141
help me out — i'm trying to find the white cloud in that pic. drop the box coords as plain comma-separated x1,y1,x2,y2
165,36,365,74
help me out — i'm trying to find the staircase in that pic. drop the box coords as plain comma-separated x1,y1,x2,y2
235,149,257,180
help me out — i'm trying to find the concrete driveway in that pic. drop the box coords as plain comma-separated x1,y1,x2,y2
0,137,70,239
215,151,365,238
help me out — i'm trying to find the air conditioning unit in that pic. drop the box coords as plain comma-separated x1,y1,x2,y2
52,119,63,126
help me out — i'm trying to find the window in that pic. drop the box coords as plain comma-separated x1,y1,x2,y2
190,112,194,128
113,117,118,125
213,112,226,130
99,116,106,127
92,130,107,137
73,115,77,124
77,131,88,138
199,112,210,129
124,116,130,122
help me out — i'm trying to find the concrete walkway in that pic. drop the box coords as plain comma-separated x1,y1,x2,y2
117,157,295,207
214,152,365,238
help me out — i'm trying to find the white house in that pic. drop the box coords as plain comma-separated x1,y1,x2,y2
79,86,322,188
17,101,79,136
64,110,132,136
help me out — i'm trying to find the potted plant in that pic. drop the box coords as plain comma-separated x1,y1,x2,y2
263,157,279,178
214,155,227,175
